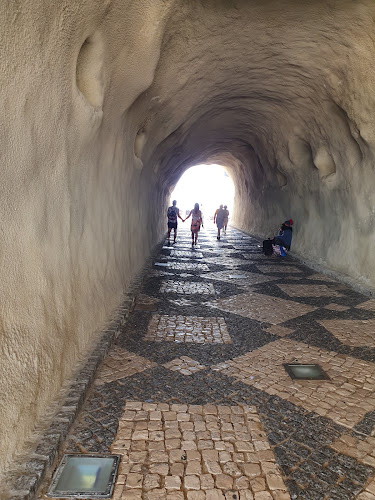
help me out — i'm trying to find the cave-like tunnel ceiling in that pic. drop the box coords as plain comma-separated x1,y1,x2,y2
130,0,375,287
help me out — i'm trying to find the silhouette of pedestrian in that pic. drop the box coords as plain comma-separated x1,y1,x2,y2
214,204,225,240
184,203,203,246
223,205,229,233
167,200,183,245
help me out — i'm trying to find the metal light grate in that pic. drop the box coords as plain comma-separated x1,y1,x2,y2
47,454,120,499
283,363,330,380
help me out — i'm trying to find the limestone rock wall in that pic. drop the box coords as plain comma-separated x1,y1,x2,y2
2,0,375,475
0,0,175,474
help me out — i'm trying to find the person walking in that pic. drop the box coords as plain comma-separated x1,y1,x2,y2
185,203,203,246
167,200,183,245
214,204,225,240
223,205,229,233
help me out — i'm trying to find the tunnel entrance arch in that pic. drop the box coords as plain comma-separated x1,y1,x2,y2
170,164,235,223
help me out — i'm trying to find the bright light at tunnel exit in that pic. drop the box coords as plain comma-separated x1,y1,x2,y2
170,164,235,221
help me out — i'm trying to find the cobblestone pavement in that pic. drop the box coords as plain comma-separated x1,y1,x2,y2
42,226,375,500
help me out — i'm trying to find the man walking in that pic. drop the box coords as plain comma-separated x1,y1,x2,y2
167,200,183,244
214,204,225,240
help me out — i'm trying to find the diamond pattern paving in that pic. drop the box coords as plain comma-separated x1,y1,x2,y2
33,226,375,500
356,299,375,312
202,270,277,287
277,284,343,298
212,338,375,428
318,319,375,348
206,292,316,324
95,347,157,386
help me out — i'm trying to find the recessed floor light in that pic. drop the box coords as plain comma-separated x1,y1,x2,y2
154,262,169,267
47,454,120,498
228,274,247,279
283,363,330,380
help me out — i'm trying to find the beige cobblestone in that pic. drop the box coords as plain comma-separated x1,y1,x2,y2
318,319,375,348
145,315,232,344
355,299,375,311
324,303,350,311
212,339,375,428
110,402,287,499
94,347,157,385
202,270,276,288
277,283,342,297
160,281,215,295
206,292,316,325
163,356,207,375
262,325,295,337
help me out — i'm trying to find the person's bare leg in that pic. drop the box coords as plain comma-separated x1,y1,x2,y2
195,233,198,245
168,228,172,244
191,231,194,246
217,228,221,240
174,228,177,243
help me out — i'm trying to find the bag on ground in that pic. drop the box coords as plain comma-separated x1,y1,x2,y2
262,239,273,256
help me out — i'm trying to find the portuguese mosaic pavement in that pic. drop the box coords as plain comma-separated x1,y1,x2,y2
41,226,375,499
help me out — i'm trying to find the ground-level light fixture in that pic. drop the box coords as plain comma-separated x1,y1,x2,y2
283,363,330,380
47,454,120,499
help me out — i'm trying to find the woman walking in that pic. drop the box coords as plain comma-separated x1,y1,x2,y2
184,203,203,246
223,205,229,233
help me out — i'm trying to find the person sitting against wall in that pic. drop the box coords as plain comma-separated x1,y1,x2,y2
263,219,293,256
273,219,293,250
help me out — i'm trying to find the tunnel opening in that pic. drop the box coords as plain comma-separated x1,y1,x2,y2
170,164,235,224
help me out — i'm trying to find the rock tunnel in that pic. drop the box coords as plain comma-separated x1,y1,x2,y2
2,0,375,482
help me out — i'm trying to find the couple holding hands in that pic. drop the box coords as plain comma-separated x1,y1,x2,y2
167,200,203,246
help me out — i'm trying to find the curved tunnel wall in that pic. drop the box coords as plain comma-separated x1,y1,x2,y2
1,0,375,475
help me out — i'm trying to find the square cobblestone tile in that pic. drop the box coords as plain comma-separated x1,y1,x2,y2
110,402,289,499
171,250,204,259
144,315,232,344
318,319,375,348
167,262,210,272
211,338,375,428
160,281,215,295
163,356,207,375
205,292,316,325
94,347,157,385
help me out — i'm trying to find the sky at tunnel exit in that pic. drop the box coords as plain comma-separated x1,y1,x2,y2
170,164,235,219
